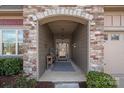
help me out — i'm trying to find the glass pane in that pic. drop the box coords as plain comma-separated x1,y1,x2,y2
2,30,16,55
18,43,24,54
3,30,16,43
111,34,119,40
18,30,23,43
18,30,24,54
3,43,16,55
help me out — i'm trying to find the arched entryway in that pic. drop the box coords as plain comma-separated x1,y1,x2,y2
23,6,104,80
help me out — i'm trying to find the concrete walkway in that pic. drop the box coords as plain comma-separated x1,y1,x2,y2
113,74,124,88
55,82,79,88
38,61,86,82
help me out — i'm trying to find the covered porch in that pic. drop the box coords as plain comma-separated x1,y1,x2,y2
37,15,89,82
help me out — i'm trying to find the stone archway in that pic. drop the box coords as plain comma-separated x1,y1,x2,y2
23,5,104,79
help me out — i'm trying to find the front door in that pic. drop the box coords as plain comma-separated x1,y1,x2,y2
56,39,69,59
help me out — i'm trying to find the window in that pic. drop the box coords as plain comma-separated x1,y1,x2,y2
111,34,120,40
0,29,24,55
104,34,108,40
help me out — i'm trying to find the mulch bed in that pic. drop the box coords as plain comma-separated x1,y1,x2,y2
0,75,86,88
0,75,21,87
36,82,55,88
79,82,87,88
0,75,55,88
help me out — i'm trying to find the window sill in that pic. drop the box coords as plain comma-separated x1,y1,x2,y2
0,54,23,58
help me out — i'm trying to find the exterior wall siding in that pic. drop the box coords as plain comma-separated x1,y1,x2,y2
38,24,54,77
23,5,104,79
72,24,88,73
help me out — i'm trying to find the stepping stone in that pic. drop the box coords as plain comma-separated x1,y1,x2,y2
55,82,79,88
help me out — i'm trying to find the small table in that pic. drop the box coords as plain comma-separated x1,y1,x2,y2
46,55,53,69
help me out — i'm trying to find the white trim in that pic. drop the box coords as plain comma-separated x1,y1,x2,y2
0,30,2,54
0,17,23,19
0,9,23,12
105,11,124,15
16,30,18,55
36,21,39,80
87,21,90,72
104,26,124,31
0,28,23,30
0,26,24,29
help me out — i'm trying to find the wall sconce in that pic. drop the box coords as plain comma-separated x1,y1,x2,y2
90,21,96,26
72,43,76,48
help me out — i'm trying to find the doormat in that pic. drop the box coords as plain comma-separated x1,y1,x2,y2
52,62,75,72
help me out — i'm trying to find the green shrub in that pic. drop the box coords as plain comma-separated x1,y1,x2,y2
15,76,37,88
0,59,5,75
87,71,117,88
0,58,23,76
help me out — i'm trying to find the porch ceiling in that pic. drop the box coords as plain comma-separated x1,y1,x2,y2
47,20,80,34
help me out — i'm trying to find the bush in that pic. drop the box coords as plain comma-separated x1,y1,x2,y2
87,71,117,88
0,58,23,76
15,76,37,88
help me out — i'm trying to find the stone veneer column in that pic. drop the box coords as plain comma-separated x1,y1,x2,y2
87,6,104,71
23,5,104,79
23,6,39,79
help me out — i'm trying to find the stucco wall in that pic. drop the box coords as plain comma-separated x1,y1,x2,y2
72,24,88,73
38,24,54,77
